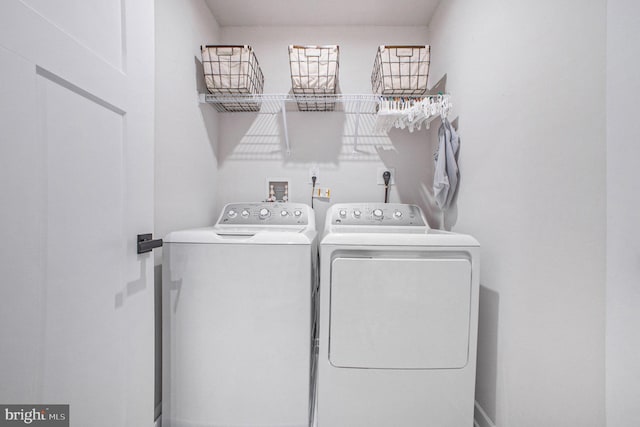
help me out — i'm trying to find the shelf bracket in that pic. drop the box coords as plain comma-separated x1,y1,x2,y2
353,98,362,153
280,99,291,156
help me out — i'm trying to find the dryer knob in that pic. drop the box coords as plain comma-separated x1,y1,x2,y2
353,209,362,219
394,210,403,219
281,210,288,217
259,208,271,218
294,210,302,217
373,209,384,219
227,209,237,218
339,209,347,218
241,209,250,218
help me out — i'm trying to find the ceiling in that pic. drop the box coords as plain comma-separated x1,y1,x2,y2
205,0,442,27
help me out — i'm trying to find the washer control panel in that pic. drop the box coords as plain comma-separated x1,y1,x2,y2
330,203,426,226
218,202,309,226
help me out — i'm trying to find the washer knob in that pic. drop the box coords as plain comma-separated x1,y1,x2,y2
227,209,237,218
339,209,347,218
353,209,362,219
281,210,288,217
241,209,250,218
394,210,403,219
294,210,302,217
259,208,270,219
373,209,384,219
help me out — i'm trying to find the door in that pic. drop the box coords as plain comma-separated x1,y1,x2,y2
329,257,472,369
0,1,154,426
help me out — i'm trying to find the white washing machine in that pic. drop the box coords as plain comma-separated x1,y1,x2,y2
316,203,480,427
162,202,317,427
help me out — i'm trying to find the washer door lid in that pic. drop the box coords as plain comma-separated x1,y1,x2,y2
329,257,472,369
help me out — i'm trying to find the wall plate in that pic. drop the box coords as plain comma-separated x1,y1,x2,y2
266,178,290,202
309,165,320,184
376,167,396,185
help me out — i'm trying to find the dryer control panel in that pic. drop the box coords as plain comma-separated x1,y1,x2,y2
217,202,310,226
328,203,427,227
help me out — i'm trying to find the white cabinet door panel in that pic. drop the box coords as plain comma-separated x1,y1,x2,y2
40,72,127,425
0,46,45,402
22,0,124,69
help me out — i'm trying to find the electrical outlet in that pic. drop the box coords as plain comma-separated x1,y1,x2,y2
312,187,331,199
377,167,396,185
309,165,320,184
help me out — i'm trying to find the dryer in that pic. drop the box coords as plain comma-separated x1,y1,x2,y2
162,202,317,427
316,203,480,427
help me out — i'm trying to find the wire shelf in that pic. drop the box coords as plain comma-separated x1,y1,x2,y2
199,93,450,155
200,93,381,114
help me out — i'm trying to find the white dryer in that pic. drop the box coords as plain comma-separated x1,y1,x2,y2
162,202,317,427
316,203,480,427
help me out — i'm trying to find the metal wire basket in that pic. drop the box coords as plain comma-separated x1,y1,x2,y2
201,45,265,111
371,45,430,96
288,45,340,111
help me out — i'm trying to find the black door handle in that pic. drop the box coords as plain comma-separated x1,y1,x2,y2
137,234,163,254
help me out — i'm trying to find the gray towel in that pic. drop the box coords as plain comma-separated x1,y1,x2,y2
433,118,460,210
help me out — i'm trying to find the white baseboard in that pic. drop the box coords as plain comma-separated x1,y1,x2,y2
156,402,488,427
474,400,497,427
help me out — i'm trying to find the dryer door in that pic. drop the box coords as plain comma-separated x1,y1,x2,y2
329,257,471,369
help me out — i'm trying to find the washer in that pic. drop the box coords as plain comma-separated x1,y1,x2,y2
162,202,317,427
315,203,480,427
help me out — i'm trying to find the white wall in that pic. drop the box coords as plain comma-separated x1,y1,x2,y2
428,1,606,426
155,0,220,238
606,0,640,425
217,26,437,231
154,0,220,417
